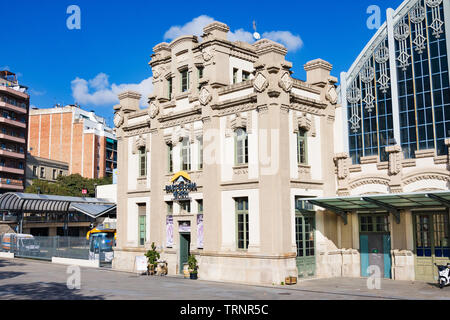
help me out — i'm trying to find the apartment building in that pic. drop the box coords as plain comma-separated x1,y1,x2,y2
25,153,69,187
0,70,29,193
28,105,117,179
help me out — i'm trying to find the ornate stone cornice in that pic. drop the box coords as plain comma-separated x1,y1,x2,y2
124,126,152,138
402,172,450,185
350,176,390,189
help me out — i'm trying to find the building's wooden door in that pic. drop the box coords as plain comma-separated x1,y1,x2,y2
413,211,450,282
179,233,190,274
295,213,316,278
359,214,391,279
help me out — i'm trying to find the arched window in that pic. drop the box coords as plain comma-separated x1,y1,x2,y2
181,137,191,171
297,129,308,164
139,147,147,177
235,128,248,165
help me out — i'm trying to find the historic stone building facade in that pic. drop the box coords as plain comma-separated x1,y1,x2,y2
112,21,341,284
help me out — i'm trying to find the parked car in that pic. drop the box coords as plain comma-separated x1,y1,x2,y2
1,233,40,255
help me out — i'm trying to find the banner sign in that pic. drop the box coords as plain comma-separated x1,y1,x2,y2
197,214,204,249
166,215,174,248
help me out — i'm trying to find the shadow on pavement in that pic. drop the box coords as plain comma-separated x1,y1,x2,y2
0,282,105,300
0,271,25,280
0,259,26,268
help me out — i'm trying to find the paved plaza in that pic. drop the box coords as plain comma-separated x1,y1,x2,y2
0,258,449,300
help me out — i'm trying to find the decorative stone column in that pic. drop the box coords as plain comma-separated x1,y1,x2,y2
385,145,403,193
334,153,350,196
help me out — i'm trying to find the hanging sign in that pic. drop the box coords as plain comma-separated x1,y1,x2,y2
197,214,204,249
165,171,197,201
166,215,174,248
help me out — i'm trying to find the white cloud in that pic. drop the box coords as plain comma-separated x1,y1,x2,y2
164,15,215,40
262,31,303,52
30,89,46,96
71,73,153,108
163,15,304,52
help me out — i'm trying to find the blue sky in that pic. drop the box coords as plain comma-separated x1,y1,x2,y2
2,0,404,126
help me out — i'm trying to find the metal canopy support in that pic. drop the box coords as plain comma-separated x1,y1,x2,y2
426,194,450,208
362,197,400,224
307,200,348,225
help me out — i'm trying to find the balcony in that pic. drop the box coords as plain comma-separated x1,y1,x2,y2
0,116,26,128
0,148,25,159
0,101,27,114
0,84,29,99
0,178,23,190
0,165,24,175
0,133,26,144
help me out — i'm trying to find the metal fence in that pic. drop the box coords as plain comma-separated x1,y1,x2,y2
0,234,90,261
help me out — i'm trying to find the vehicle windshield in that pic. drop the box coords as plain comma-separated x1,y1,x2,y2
21,239,37,246
90,232,115,252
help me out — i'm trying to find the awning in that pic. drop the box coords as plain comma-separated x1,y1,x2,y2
306,191,450,225
69,203,116,219
0,193,116,218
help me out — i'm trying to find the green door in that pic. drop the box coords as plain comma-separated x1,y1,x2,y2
413,211,450,282
179,233,190,274
295,213,316,278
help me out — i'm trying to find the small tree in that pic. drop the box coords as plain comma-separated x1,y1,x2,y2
188,255,198,274
145,242,160,273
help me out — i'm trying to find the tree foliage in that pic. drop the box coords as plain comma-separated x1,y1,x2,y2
25,174,113,197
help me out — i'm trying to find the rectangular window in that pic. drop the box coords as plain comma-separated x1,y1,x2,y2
167,144,173,173
198,67,204,80
233,68,238,84
235,129,248,165
138,204,147,246
167,202,173,215
359,214,389,233
59,170,63,177
168,78,173,100
40,167,45,178
52,169,57,180
197,200,203,214
181,138,191,171
235,197,249,250
33,166,38,177
181,70,189,92
180,201,191,213
242,71,250,81
297,130,308,164
139,147,147,177
198,137,203,170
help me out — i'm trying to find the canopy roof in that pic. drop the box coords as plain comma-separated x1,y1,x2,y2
306,191,450,224
0,193,116,218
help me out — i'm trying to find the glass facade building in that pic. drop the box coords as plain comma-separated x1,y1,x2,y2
342,0,449,164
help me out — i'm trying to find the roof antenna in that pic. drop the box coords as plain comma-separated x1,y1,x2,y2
253,21,261,41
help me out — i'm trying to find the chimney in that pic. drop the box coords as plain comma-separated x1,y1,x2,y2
118,91,141,113
304,59,333,86
202,21,230,41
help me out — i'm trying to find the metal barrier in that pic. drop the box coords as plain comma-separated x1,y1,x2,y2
0,234,90,261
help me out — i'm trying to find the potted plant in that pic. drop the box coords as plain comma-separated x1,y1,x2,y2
145,242,160,275
188,255,199,280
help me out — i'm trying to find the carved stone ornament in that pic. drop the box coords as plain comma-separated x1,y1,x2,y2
297,113,311,132
334,153,349,180
254,72,268,93
199,87,212,106
326,85,338,105
202,47,214,62
386,145,402,176
171,126,189,146
132,135,149,154
279,72,293,92
231,114,247,131
113,112,124,128
148,102,159,119
153,66,161,80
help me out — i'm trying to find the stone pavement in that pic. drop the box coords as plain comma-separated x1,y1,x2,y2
0,258,449,300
